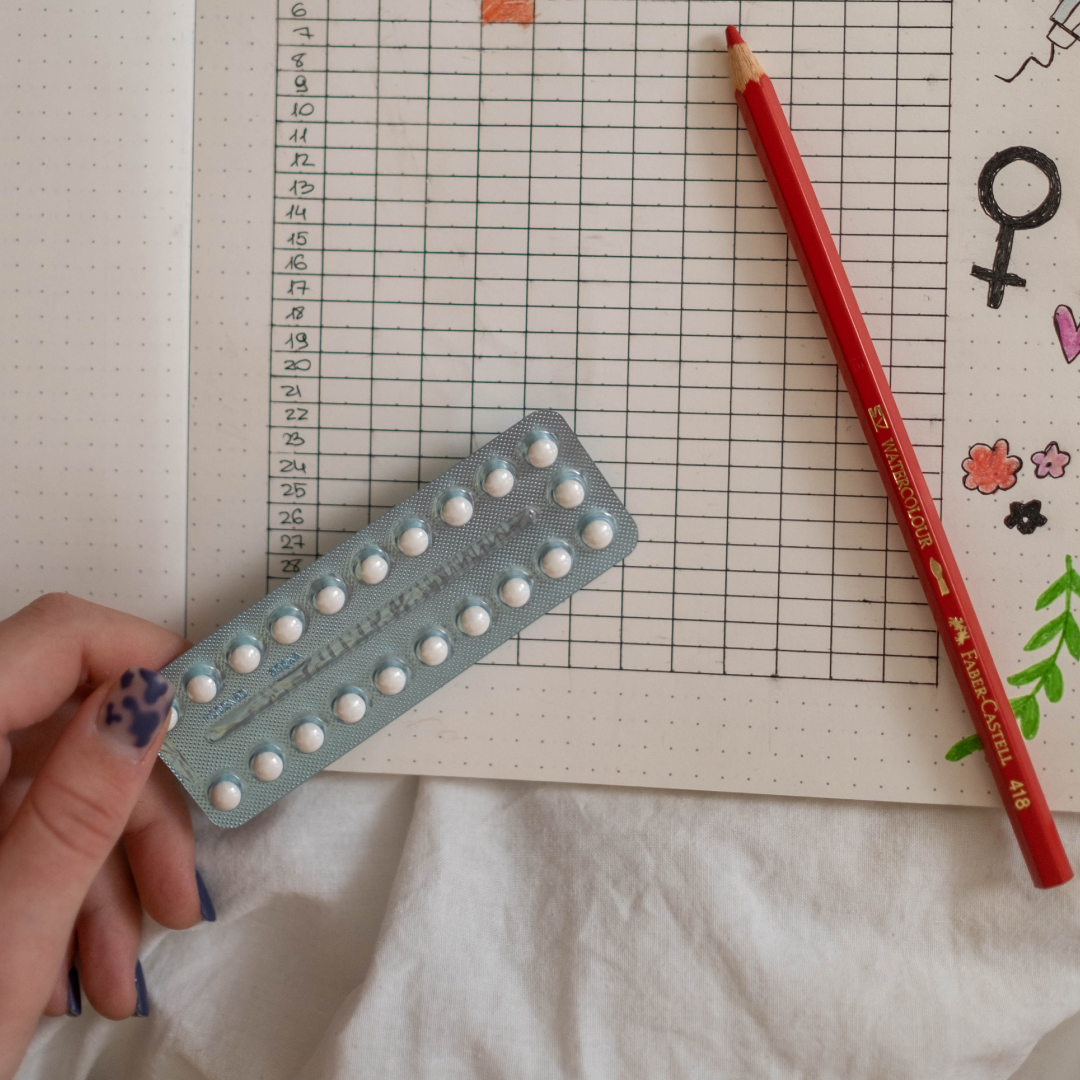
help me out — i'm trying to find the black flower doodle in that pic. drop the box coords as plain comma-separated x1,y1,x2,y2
1004,499,1048,535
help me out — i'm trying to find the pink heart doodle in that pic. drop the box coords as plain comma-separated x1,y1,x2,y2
1054,304,1080,363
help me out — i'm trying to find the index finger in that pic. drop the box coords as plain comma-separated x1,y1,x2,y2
0,594,188,736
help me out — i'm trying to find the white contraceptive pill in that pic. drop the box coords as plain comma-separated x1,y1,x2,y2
541,545,574,579
458,604,491,637
229,643,262,674
553,478,585,508
417,633,449,666
167,704,179,732
159,410,639,827
582,518,615,550
209,779,242,812
441,495,474,527
271,614,304,645
314,584,346,615
292,721,325,754
334,692,367,724
500,576,531,608
375,664,408,696
483,467,515,498
398,526,430,557
251,750,284,782
186,673,218,704
358,553,389,585
527,437,558,468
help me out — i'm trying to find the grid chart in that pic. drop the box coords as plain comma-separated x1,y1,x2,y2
267,0,952,682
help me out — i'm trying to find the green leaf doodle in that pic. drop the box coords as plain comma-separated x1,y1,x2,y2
1045,663,1065,704
1024,613,1066,652
1036,577,1068,611
1006,658,1050,687
945,734,983,762
947,554,1079,761
1066,615,1080,661
1012,694,1040,740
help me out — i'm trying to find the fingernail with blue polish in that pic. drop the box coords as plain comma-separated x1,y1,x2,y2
134,960,149,1018
67,967,82,1018
97,667,175,763
196,870,217,923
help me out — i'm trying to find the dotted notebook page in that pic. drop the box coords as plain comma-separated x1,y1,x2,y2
944,0,1080,809
2,4,193,631
188,0,1079,808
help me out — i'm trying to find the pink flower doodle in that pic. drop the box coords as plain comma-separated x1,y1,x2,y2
1031,441,1071,479
962,439,1023,494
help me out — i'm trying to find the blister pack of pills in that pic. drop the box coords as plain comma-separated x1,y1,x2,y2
159,410,638,826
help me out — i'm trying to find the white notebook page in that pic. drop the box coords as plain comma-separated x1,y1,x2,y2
186,0,1080,809
2,3,193,634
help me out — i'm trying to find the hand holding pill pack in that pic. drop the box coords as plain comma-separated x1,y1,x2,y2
159,411,638,826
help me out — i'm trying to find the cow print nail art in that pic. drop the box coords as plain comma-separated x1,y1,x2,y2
100,668,175,752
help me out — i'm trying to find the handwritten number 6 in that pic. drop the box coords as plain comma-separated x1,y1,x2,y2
291,3,307,15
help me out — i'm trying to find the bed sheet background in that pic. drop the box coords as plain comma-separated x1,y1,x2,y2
6,2,1080,1077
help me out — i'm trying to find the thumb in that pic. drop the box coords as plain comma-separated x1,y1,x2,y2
0,668,174,1067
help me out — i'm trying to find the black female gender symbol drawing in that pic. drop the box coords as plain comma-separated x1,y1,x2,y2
971,146,1061,309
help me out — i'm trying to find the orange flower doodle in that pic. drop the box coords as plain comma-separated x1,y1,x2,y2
961,439,1022,494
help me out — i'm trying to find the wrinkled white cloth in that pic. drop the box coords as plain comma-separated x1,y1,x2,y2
16,776,1080,1079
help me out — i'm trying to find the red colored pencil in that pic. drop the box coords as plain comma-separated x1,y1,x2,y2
725,26,1072,888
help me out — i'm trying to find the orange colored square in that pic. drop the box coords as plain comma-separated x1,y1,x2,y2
482,0,534,23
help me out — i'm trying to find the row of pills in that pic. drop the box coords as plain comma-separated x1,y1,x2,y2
176,432,613,710
181,513,612,711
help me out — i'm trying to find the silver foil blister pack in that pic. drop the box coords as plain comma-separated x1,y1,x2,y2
159,411,638,826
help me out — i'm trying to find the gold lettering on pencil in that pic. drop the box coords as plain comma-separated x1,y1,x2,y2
880,438,933,550
948,616,970,646
868,404,889,431
957,648,1013,766
929,558,950,596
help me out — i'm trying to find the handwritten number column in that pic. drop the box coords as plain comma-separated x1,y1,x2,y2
319,1,381,545
269,0,328,584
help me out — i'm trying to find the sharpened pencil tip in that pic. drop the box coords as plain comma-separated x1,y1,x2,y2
725,27,763,91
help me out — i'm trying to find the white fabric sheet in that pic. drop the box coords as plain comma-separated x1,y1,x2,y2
17,776,1080,1079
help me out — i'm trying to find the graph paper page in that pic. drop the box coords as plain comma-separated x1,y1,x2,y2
186,0,1080,809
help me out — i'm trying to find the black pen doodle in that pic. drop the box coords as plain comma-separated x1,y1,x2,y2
1005,500,1049,535
971,147,1061,309
998,0,1080,82
998,40,1058,83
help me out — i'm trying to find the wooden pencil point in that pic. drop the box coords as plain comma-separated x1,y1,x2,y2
726,37,764,94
